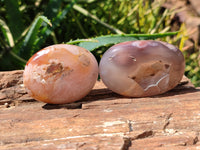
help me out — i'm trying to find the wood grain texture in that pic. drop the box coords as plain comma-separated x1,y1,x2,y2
0,70,199,150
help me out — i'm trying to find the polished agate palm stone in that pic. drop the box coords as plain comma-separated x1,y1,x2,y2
99,40,185,97
23,44,98,104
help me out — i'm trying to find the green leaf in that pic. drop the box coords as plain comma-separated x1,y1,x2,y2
44,0,62,20
36,0,77,49
19,15,52,59
73,4,124,34
0,18,14,47
65,0,96,3
67,39,98,44
5,0,25,40
52,0,76,28
68,32,178,51
0,50,26,71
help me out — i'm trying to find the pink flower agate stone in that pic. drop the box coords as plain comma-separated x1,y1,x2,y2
23,44,98,104
99,40,185,97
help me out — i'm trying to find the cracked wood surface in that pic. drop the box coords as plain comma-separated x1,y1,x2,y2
0,70,200,150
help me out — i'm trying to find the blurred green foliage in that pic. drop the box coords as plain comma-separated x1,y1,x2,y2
0,0,199,86
185,52,200,86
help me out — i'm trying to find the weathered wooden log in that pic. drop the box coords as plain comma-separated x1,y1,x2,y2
0,70,200,150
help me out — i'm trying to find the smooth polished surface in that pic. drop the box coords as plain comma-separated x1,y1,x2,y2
23,44,98,104
99,40,185,97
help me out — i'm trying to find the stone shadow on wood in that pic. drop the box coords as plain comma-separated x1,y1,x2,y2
151,84,200,98
42,84,200,110
42,102,83,110
42,88,123,110
81,82,200,102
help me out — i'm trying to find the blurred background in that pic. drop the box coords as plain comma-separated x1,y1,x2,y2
0,0,200,86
